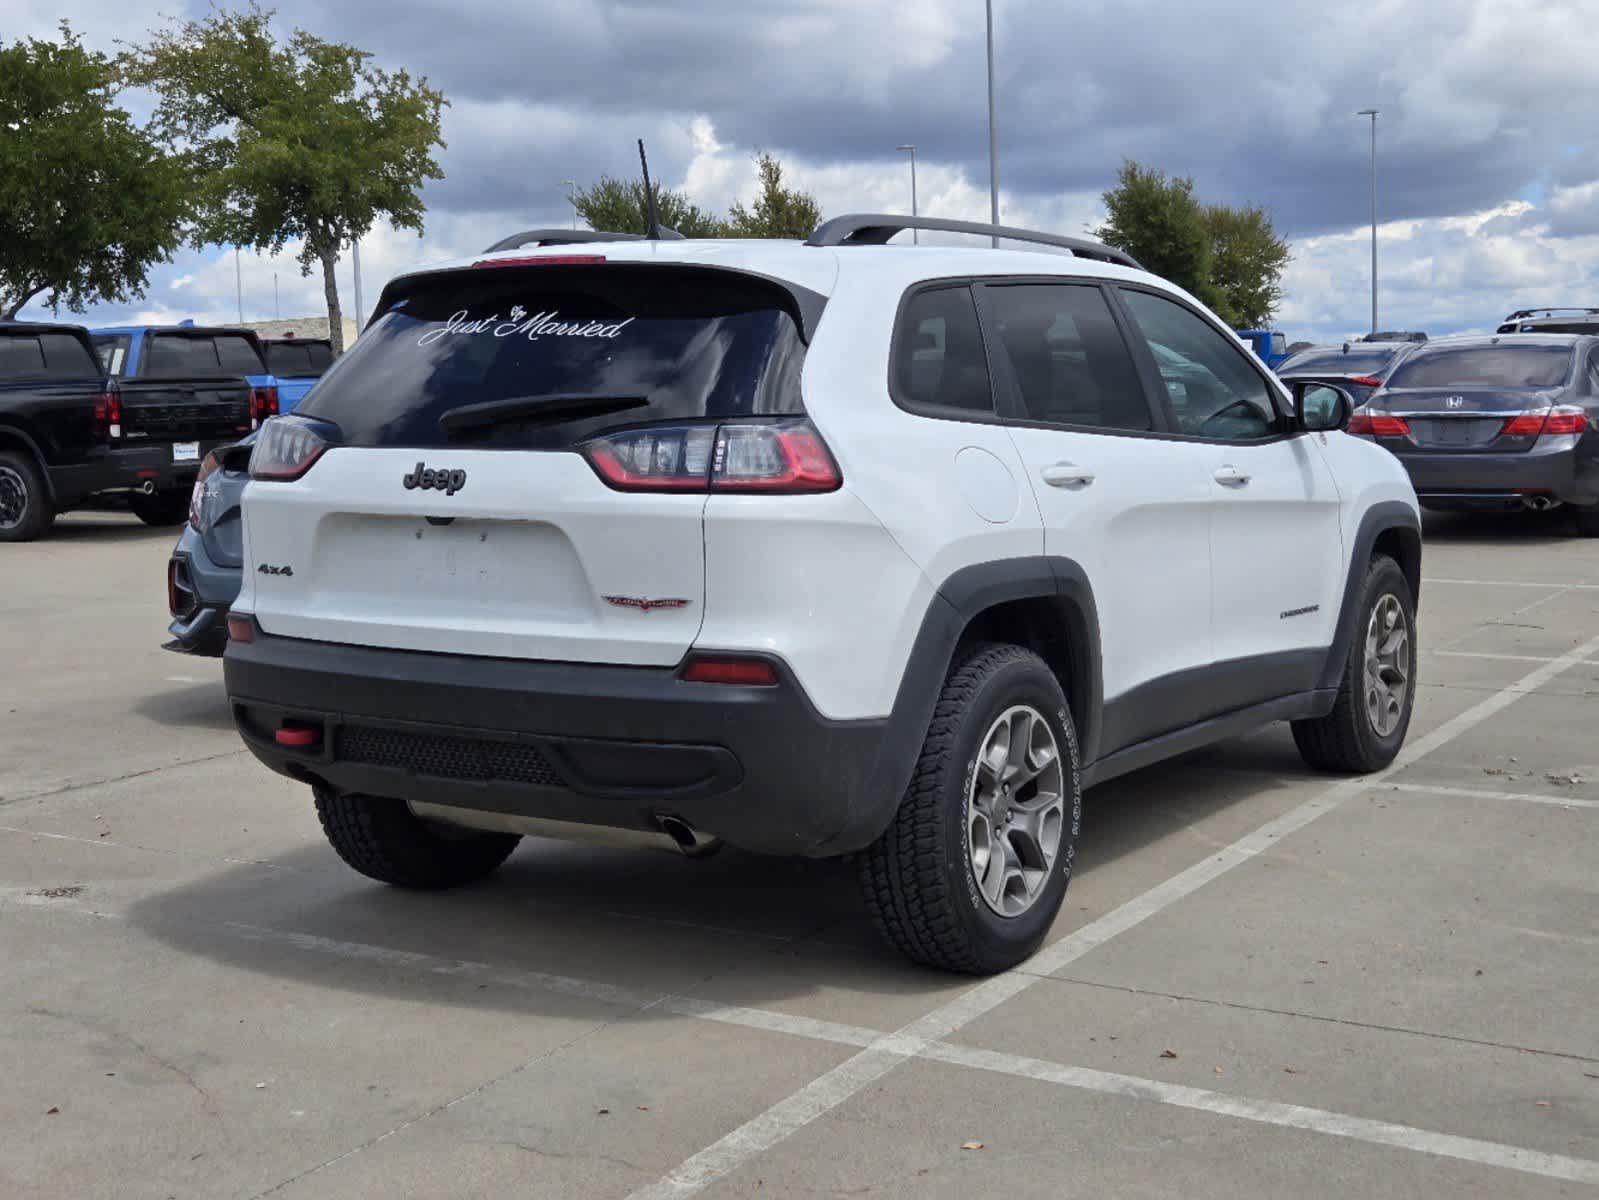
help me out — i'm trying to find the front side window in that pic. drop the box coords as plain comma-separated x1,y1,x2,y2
1120,289,1279,440
892,286,995,414
981,283,1150,431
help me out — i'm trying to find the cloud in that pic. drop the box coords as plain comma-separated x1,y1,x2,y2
8,0,1597,347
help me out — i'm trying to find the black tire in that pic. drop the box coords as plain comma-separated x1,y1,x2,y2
1292,554,1416,773
1571,505,1599,538
130,490,191,527
859,643,1082,974
0,449,54,542
313,788,521,888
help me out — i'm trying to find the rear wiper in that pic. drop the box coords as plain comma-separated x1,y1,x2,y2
439,394,648,435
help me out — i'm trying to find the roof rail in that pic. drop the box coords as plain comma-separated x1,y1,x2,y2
805,213,1142,270
1502,307,1599,321
480,227,683,253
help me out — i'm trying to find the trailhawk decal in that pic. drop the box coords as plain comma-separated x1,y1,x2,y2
603,595,690,613
416,306,634,347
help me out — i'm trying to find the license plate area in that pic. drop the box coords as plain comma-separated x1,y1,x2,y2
173,442,200,463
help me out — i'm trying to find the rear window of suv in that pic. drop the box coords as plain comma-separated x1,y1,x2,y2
0,331,100,379
1278,346,1402,376
144,333,267,378
298,265,814,449
1386,344,1572,390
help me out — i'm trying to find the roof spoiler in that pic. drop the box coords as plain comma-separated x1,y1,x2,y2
481,228,684,253
805,213,1142,270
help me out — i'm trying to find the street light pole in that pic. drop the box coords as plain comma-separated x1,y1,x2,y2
352,239,364,337
985,0,999,246
562,179,578,229
896,145,918,243
1358,108,1379,335
234,247,243,324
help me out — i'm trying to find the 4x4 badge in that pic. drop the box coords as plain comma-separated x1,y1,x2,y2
403,462,467,495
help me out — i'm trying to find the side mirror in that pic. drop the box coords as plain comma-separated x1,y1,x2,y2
1294,381,1353,433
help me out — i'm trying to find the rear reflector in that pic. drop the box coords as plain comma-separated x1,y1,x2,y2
679,656,779,686
472,254,607,268
226,613,257,643
274,723,320,748
1347,408,1410,437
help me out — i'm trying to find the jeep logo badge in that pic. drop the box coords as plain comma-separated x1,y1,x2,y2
403,462,467,495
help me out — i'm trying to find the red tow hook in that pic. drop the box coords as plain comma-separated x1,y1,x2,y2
274,722,321,749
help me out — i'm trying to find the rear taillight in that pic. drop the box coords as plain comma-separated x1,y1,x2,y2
1502,407,1587,437
1500,413,1545,436
1347,375,1384,388
580,419,842,494
249,386,279,429
226,613,257,643
1347,408,1410,437
92,384,122,441
249,415,335,481
188,451,222,529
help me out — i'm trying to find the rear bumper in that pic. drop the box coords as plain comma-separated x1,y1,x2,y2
166,528,241,656
48,441,228,504
223,633,900,857
1386,439,1598,505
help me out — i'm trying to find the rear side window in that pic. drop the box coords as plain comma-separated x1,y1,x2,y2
264,342,333,377
1270,333,1286,356
93,336,131,376
299,265,813,449
0,332,99,379
892,287,994,414
981,284,1150,430
145,334,267,378
1387,345,1573,390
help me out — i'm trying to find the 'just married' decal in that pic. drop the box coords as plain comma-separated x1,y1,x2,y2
417,305,633,347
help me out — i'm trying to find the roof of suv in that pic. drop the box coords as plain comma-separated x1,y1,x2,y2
382,236,1156,315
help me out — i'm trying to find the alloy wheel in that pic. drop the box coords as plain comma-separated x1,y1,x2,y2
966,704,1066,917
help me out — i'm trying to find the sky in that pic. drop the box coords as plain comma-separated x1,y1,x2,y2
11,0,1599,344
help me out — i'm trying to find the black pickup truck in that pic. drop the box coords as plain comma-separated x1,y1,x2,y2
0,322,277,540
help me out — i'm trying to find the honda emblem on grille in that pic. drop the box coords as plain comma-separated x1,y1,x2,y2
1445,395,1465,409
603,595,690,613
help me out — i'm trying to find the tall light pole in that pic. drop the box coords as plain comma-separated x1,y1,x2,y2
234,247,243,324
985,0,999,246
896,144,919,242
352,239,364,337
562,179,578,229
1358,109,1379,334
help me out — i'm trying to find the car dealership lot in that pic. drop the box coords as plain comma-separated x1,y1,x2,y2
3,512,1598,1199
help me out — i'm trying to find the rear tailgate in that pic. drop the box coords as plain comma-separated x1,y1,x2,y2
120,377,254,443
239,259,821,666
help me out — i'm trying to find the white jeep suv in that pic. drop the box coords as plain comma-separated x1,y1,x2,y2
225,215,1421,974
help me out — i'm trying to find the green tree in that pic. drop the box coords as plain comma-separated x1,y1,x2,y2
723,153,821,239
571,177,723,238
123,4,446,352
1094,161,1228,317
1202,203,1290,328
0,24,189,318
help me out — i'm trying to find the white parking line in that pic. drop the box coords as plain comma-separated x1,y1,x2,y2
1424,577,1599,591
626,629,1599,1199
1386,782,1599,810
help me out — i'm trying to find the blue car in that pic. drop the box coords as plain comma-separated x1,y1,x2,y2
261,335,334,413
90,322,279,524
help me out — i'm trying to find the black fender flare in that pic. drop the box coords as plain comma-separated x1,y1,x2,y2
0,421,56,503
851,556,1104,847
1317,500,1422,692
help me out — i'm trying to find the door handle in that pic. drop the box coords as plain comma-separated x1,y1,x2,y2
1213,465,1251,487
1041,462,1096,489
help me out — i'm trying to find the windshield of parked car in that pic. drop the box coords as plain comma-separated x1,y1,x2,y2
1278,346,1402,376
264,341,335,378
1385,344,1573,389
297,264,812,449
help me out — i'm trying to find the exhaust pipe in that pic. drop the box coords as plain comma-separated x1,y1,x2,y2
406,801,722,857
138,479,157,495
1523,495,1561,512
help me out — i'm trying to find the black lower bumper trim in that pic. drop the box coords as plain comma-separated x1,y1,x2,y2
224,633,898,857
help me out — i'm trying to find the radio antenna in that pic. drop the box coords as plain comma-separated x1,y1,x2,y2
637,139,663,241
